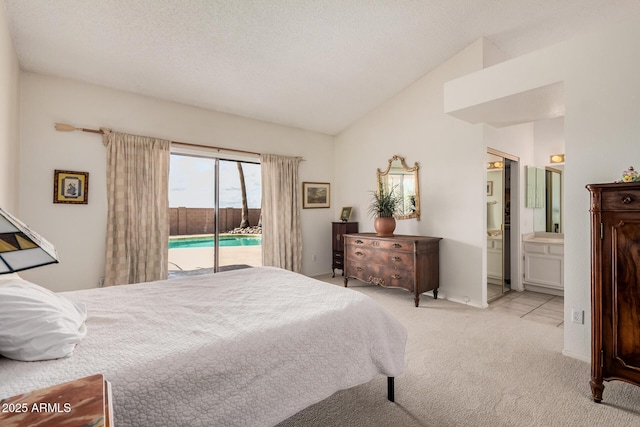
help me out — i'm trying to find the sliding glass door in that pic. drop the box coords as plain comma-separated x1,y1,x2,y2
168,153,262,277
216,159,262,270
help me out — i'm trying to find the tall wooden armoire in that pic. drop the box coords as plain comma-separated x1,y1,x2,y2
587,182,640,402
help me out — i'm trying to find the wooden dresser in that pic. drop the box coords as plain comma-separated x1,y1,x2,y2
343,233,441,307
587,183,640,402
332,221,358,277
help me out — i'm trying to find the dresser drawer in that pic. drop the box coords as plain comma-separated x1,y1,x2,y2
346,246,413,269
347,260,378,281
347,261,414,291
346,237,414,252
601,189,640,210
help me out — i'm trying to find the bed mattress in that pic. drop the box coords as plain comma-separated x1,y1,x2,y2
0,266,407,426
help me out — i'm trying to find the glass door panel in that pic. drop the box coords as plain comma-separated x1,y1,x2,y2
217,159,262,270
168,154,262,277
487,153,504,301
486,151,515,302
168,154,216,275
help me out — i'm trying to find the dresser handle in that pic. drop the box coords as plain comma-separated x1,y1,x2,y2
622,195,633,204
391,274,401,279
392,243,402,248
355,239,364,244
356,267,363,272
392,256,401,262
372,241,380,247
355,251,364,257
369,276,385,286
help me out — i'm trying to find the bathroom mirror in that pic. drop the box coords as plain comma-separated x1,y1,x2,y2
545,167,562,233
377,155,420,220
533,166,563,233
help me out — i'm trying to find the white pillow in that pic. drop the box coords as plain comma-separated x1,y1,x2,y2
0,277,87,361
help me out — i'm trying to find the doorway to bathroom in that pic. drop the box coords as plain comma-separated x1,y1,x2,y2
486,149,518,302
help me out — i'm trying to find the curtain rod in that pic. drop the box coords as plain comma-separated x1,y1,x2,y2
54,122,261,157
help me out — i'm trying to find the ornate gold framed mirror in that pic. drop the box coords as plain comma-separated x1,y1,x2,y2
377,155,420,220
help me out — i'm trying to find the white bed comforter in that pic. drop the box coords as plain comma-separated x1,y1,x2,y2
0,267,407,426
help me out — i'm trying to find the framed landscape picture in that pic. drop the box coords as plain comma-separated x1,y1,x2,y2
302,182,330,208
54,170,89,204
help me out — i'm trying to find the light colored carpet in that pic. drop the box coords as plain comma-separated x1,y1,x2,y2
277,275,640,427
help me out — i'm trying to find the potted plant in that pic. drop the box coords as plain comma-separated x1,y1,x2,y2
368,184,400,237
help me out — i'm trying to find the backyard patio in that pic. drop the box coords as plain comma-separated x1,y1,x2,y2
168,244,262,272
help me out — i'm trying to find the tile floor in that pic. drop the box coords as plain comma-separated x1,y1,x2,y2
489,290,564,327
487,283,504,301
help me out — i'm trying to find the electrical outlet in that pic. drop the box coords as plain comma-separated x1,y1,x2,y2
571,309,584,324
98,277,105,287
312,254,317,262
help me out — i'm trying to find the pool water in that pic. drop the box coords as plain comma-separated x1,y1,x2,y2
169,235,262,249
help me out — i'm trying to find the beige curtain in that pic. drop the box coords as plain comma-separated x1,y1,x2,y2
103,131,170,285
260,153,302,272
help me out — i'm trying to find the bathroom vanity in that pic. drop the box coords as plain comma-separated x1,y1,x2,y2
522,232,564,295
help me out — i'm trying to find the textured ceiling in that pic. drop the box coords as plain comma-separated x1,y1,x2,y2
4,1,640,135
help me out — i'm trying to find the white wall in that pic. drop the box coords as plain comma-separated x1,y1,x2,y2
562,17,640,361
18,73,335,291
0,3,20,213
534,118,564,167
442,14,640,361
335,39,495,306
334,38,537,308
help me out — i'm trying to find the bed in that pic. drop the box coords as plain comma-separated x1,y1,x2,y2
0,266,407,426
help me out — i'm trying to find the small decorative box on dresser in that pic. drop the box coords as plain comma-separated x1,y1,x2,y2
587,182,640,402
332,221,358,277
343,233,441,307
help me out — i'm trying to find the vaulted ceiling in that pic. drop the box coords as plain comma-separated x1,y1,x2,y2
4,1,640,135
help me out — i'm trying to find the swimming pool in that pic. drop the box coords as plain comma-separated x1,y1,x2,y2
169,235,262,249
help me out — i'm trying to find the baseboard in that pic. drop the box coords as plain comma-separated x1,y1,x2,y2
524,283,564,297
434,292,485,308
562,349,590,363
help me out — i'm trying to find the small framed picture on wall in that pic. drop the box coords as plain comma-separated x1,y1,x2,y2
302,182,330,208
54,170,89,204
